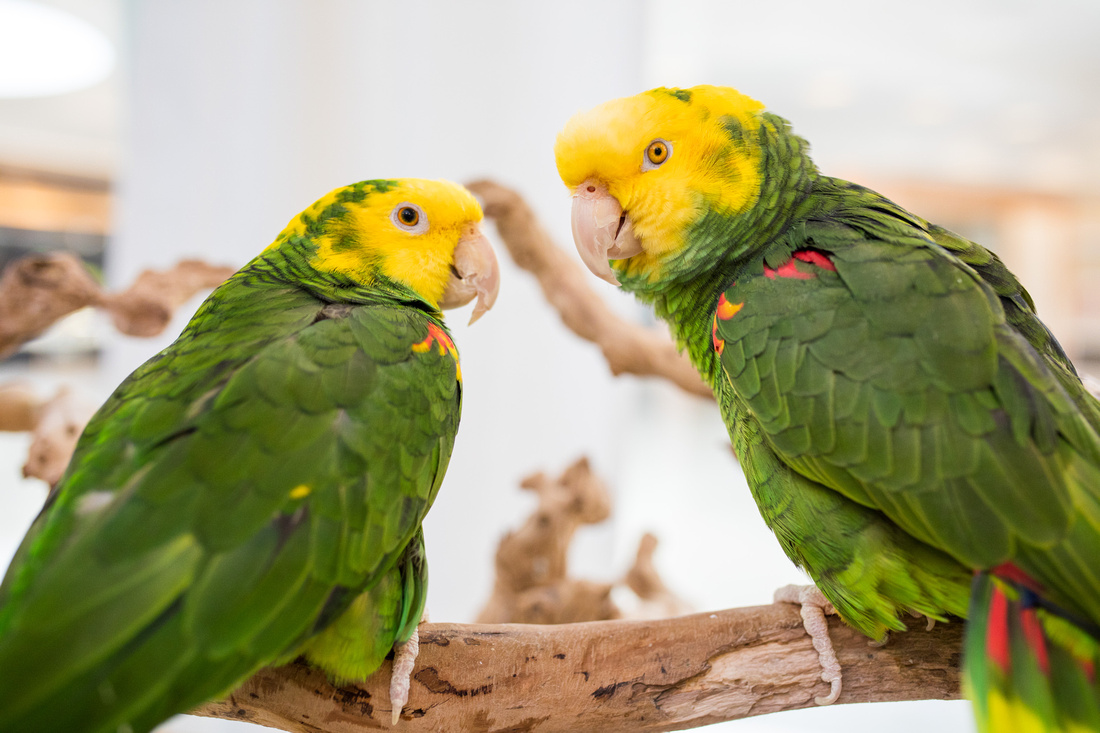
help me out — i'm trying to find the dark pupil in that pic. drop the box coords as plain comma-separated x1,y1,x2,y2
653,145,664,158
401,208,417,223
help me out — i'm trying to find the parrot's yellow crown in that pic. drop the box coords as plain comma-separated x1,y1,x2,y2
270,178,484,308
555,85,767,278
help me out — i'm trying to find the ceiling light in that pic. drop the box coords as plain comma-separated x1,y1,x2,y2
0,0,114,98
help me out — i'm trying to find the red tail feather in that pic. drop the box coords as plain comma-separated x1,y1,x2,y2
1021,608,1051,675
987,585,1011,672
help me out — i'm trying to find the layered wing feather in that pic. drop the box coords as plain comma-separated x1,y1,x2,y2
715,185,1100,627
0,269,460,732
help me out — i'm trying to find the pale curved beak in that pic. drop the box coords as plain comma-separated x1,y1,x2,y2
570,181,643,286
440,225,500,324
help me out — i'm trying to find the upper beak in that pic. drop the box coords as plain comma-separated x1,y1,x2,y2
440,225,500,324
570,181,643,286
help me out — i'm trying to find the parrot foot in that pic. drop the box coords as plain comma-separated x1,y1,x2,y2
390,628,420,726
773,584,842,705
390,611,430,726
910,611,936,632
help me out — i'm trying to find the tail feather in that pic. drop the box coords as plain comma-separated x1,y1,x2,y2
966,571,1100,733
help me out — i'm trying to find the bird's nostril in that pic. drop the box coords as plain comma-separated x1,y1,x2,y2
586,185,596,193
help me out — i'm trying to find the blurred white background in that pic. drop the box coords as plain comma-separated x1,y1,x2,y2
4,0,1100,730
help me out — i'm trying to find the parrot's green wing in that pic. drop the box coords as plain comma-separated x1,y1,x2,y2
714,188,1100,730
929,222,1100,436
0,267,461,733
715,187,1100,614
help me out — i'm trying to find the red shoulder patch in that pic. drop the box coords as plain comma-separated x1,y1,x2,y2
764,249,836,279
412,323,461,381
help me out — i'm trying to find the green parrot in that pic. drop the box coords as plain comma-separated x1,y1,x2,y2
555,85,1100,732
0,178,499,733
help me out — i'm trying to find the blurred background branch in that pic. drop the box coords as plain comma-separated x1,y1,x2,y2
468,180,713,399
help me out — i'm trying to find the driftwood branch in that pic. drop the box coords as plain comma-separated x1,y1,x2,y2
195,605,961,732
1,254,236,484
477,457,620,625
0,252,235,358
467,180,712,398
0,382,96,486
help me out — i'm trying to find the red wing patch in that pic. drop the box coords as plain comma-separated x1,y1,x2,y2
764,249,837,280
413,323,462,381
716,293,744,320
712,293,745,355
793,250,836,271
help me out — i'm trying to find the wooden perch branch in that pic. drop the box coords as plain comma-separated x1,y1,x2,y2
0,252,235,358
467,180,712,398
195,605,962,732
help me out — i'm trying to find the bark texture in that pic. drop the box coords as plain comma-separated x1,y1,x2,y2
195,606,962,732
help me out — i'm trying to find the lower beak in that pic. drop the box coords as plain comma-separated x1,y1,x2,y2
440,226,500,324
570,182,643,285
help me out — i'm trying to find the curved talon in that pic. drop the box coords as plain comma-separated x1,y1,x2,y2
815,677,843,706
908,610,937,632
390,626,420,726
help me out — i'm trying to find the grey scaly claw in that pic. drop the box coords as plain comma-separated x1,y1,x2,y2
774,584,842,705
389,610,429,726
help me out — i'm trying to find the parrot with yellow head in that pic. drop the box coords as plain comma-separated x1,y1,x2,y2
556,85,1100,732
0,178,498,732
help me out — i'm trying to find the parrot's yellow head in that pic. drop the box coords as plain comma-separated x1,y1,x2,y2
555,85,767,285
270,178,499,323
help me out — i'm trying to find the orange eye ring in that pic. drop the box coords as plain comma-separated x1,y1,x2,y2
398,206,420,226
646,140,670,166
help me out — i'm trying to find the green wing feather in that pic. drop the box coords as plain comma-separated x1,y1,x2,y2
716,181,1100,624
711,181,1100,732
0,259,460,733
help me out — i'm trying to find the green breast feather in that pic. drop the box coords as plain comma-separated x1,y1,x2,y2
0,177,488,733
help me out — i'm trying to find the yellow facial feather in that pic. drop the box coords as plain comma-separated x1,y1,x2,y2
555,85,767,272
269,178,482,307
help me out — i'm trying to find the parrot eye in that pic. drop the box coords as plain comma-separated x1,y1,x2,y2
392,203,428,233
643,139,672,170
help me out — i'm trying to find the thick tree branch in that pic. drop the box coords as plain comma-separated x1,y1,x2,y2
467,180,712,399
195,605,961,732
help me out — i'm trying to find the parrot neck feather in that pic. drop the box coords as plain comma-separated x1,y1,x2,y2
246,241,436,312
617,113,820,388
